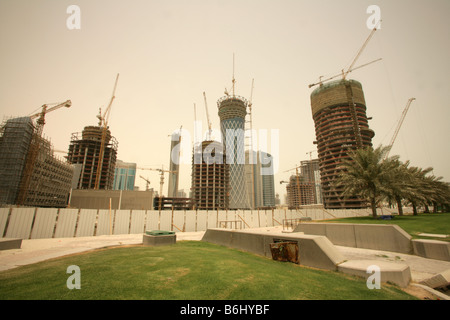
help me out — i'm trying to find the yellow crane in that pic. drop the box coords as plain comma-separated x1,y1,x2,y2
385,97,416,159
139,175,151,191
94,73,119,190
138,166,177,211
17,100,72,205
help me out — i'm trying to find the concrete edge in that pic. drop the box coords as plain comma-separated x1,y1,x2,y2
411,283,450,300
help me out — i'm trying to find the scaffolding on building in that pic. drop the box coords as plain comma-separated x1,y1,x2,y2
0,116,74,207
67,126,118,190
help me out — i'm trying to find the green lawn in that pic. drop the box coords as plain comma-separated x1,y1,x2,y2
0,241,416,300
322,212,450,241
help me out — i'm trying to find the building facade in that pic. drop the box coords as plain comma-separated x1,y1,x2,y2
0,117,74,207
217,95,249,209
113,160,136,191
310,79,374,209
191,140,229,210
67,126,118,190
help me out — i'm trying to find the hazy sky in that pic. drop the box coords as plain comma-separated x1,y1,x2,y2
1,0,449,202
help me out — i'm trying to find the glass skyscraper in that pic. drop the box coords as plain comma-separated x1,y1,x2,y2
113,160,136,191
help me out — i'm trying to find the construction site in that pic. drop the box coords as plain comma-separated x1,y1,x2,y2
191,140,229,210
283,159,322,209
0,23,416,214
0,101,75,208
66,125,118,190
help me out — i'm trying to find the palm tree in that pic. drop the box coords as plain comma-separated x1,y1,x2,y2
382,159,411,216
334,145,395,218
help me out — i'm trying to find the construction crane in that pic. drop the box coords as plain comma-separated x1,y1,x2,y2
139,175,151,191
224,53,236,97
138,166,177,211
203,92,212,140
94,73,119,190
385,97,416,159
308,58,382,89
17,100,72,205
308,21,381,88
308,23,381,150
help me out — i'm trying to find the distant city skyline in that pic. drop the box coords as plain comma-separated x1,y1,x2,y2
1,1,449,204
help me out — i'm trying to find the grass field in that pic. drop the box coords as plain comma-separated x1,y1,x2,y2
0,241,416,300
323,212,450,241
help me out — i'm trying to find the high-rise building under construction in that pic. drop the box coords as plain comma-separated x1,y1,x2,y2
217,95,249,209
0,117,74,207
191,140,229,209
310,79,374,209
67,126,118,190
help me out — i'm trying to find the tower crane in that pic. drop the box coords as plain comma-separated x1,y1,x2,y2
17,100,72,205
309,22,381,149
139,175,151,191
308,21,382,89
94,73,119,190
203,92,212,140
385,97,416,159
138,166,177,211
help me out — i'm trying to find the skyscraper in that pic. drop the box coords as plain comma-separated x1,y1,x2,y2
168,129,181,197
113,160,136,190
310,79,374,209
67,126,118,190
217,95,249,209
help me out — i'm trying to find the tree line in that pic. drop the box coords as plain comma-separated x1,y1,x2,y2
335,145,450,218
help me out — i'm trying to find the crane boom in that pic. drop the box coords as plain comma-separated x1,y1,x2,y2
29,100,72,120
308,58,382,88
309,21,381,89
342,21,381,80
385,98,415,159
203,91,212,140
94,73,119,190
138,166,177,211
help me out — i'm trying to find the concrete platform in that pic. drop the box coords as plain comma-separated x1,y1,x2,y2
0,238,22,250
294,223,412,254
201,228,346,270
337,259,411,288
412,239,450,261
143,233,176,246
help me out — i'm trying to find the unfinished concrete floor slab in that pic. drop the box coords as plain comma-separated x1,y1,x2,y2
337,259,411,288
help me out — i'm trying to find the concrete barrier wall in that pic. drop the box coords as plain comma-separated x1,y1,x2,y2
294,223,413,254
201,228,346,270
0,207,371,240
412,239,450,262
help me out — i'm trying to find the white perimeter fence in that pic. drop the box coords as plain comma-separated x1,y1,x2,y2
0,206,402,240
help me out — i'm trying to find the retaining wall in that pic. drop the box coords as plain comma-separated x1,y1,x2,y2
201,228,346,270
294,223,413,254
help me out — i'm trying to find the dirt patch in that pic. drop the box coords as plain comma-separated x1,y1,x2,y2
403,285,445,300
